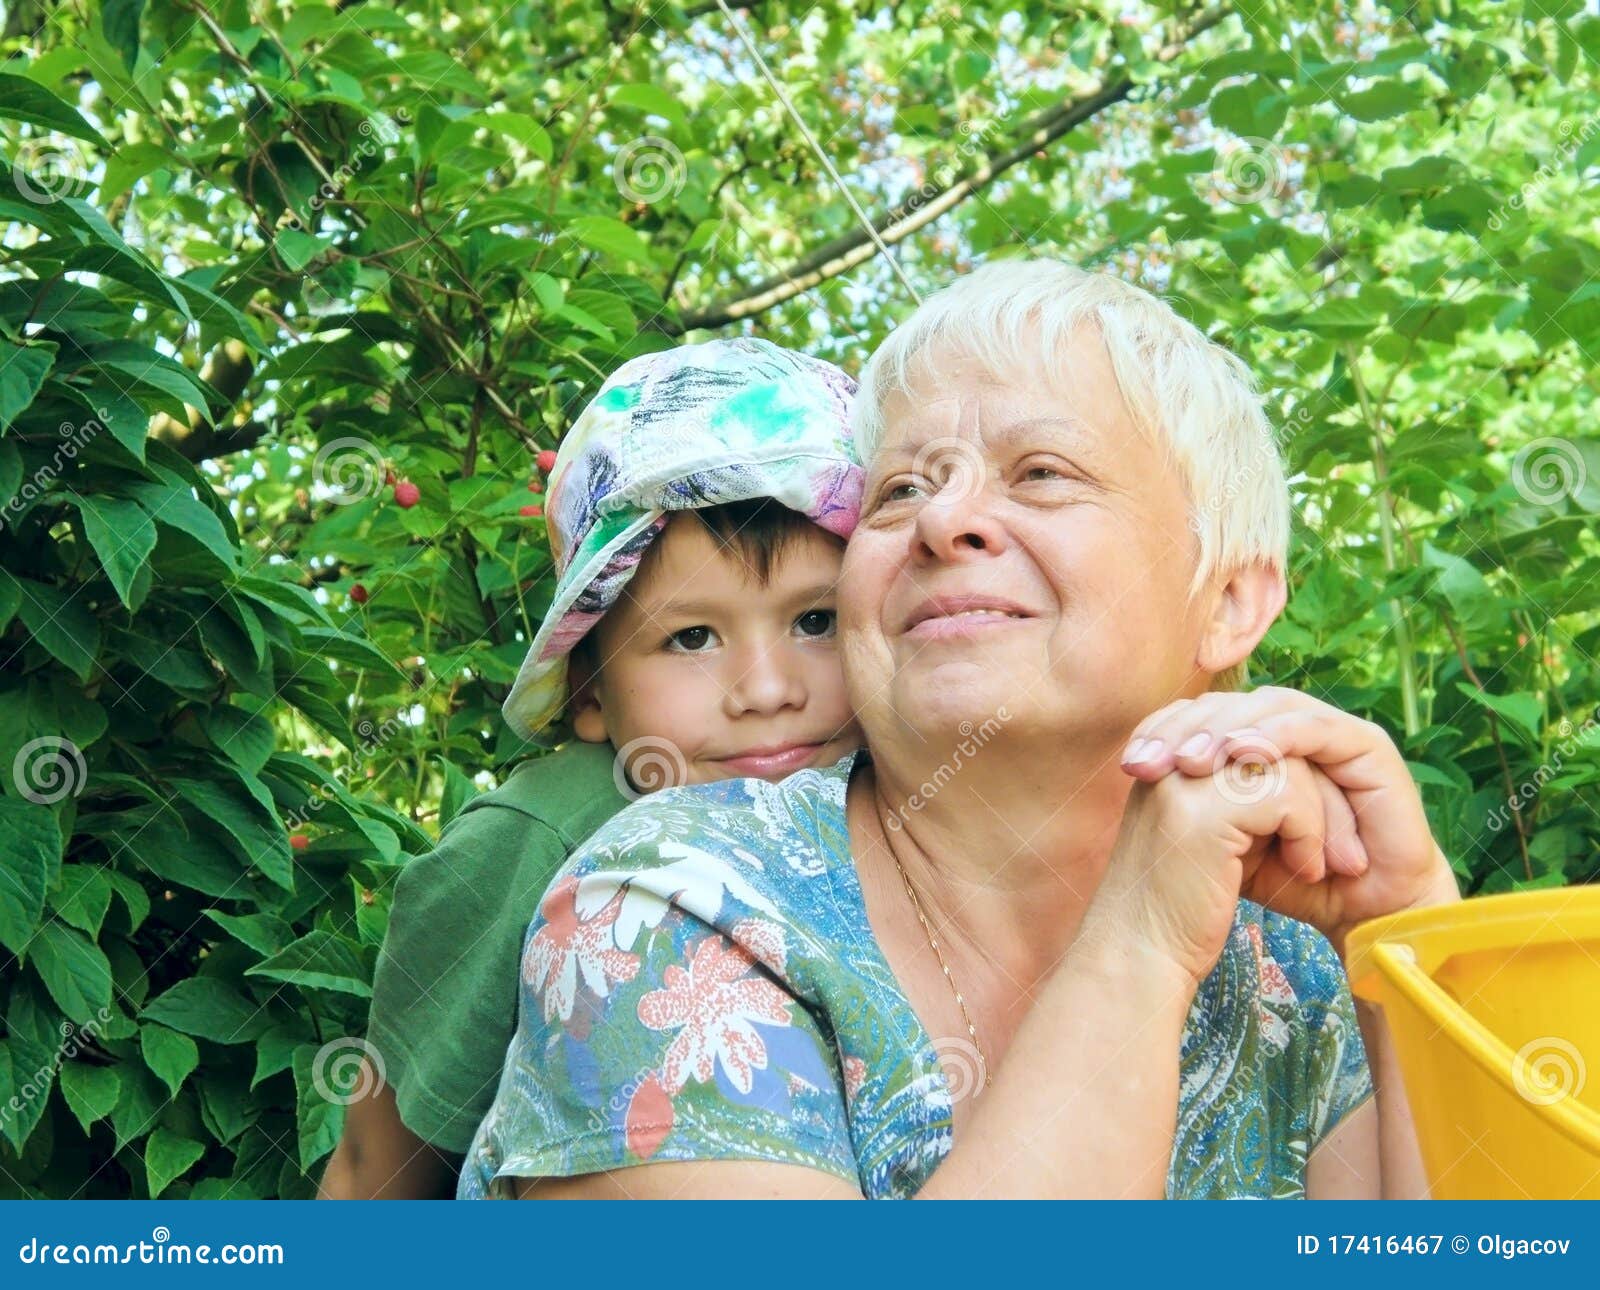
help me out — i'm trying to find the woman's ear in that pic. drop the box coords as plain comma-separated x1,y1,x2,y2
1196,563,1287,677
566,645,610,744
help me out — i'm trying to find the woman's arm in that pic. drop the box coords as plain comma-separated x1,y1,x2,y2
318,1064,459,1199
517,939,1197,1201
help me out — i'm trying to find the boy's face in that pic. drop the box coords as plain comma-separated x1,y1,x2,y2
572,515,861,788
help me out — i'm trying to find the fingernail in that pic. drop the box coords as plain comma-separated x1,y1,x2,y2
1177,732,1211,757
1123,738,1157,764
1223,727,1260,740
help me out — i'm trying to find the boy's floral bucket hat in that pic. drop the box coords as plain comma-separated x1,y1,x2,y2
502,337,863,740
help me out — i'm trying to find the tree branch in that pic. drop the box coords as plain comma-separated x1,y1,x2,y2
669,6,1232,333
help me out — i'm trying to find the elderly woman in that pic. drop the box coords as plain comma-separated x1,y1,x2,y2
459,260,1461,1199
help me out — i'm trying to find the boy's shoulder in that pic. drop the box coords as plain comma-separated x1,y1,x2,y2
453,740,628,846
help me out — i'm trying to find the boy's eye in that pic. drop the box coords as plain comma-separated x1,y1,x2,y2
667,626,718,653
793,609,837,639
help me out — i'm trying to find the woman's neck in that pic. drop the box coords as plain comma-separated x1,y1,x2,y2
849,735,1134,996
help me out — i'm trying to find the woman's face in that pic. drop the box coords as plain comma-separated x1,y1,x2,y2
839,325,1213,755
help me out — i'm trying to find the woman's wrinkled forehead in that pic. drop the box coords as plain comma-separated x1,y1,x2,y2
862,333,1140,470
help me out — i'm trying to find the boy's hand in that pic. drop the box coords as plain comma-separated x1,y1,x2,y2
1119,687,1461,957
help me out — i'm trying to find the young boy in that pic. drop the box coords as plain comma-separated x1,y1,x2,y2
318,339,864,1198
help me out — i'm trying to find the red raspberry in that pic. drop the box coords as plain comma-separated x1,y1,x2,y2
393,480,421,508
349,583,369,604
536,449,558,473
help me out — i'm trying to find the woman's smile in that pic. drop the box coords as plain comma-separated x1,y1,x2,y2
901,593,1037,641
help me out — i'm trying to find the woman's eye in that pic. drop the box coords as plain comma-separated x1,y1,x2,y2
667,626,717,653
1022,464,1066,482
794,609,837,639
882,480,926,504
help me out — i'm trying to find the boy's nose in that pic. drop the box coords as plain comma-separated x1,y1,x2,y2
723,643,806,717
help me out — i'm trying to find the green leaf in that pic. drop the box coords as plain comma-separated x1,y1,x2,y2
608,83,687,128
1454,682,1543,746
0,797,59,955
145,1125,205,1198
0,339,55,430
30,922,113,1020
201,705,277,775
0,73,108,145
1339,78,1425,121
140,1024,199,1099
437,754,476,829
141,977,269,1044
48,865,113,938
203,909,293,957
171,774,294,891
59,1061,121,1133
245,930,372,997
292,1043,345,1172
105,871,150,933
567,215,653,266
74,495,158,610
275,227,334,273
15,577,101,682
252,1022,307,1090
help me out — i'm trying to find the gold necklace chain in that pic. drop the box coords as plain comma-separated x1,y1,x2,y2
891,849,994,1094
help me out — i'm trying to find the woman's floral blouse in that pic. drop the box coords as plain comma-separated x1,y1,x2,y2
459,750,1373,1199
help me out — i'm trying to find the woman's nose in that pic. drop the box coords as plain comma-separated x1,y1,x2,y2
911,483,1008,562
722,642,807,717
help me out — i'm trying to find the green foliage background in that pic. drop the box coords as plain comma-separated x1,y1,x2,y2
0,0,1596,1198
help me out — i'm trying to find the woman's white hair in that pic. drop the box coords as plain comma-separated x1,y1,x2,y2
852,257,1292,609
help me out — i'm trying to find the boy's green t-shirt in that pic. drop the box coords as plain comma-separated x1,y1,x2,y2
367,741,629,1154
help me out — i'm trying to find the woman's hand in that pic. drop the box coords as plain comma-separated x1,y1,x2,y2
1082,752,1361,989
1119,686,1462,956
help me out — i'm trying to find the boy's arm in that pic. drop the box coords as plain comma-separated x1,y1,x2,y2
318,1061,460,1199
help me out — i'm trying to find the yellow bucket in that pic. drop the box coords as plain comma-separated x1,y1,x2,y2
1343,885,1600,1199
